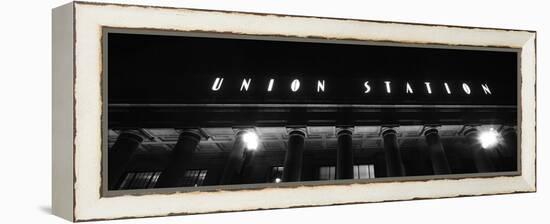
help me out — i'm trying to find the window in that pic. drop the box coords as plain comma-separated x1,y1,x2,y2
181,169,208,187
270,166,284,183
354,164,375,179
118,171,162,190
319,166,336,180
318,165,375,181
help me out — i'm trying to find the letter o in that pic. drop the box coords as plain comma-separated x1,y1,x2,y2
291,79,301,92
462,83,471,95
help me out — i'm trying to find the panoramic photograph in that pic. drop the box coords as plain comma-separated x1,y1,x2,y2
104,29,518,191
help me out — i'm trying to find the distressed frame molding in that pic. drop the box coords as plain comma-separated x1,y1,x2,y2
52,1,536,221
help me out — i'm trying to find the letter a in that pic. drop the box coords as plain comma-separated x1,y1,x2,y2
406,82,414,94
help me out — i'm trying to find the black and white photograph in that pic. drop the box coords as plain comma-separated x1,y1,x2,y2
105,29,519,192
0,0,537,222
46,1,539,221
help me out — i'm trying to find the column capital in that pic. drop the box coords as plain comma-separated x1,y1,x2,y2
176,129,204,141
422,125,441,136
286,127,306,137
381,126,399,136
461,125,480,136
232,127,256,136
336,127,354,136
116,130,145,142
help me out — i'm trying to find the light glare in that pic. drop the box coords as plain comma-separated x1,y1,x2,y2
479,128,499,149
243,132,259,150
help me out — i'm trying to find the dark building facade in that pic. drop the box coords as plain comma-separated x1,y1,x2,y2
107,124,517,190
104,30,519,191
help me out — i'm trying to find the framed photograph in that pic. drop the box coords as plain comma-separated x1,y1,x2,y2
52,1,536,221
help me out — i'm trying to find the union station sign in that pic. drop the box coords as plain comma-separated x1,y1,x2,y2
211,77,494,95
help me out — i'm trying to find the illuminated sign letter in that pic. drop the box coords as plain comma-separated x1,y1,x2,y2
267,79,274,92
406,82,414,94
384,81,391,94
444,82,452,94
211,77,224,91
240,78,252,91
317,80,325,92
363,81,371,93
462,83,471,95
291,79,301,92
481,83,492,95
424,82,432,94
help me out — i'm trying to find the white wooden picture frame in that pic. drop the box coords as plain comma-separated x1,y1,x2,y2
52,1,536,221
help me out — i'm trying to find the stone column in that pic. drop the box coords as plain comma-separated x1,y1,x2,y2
464,128,496,173
424,128,452,175
282,129,306,182
382,128,405,177
108,130,143,190
241,149,257,184
336,128,354,179
155,130,202,188
219,131,248,185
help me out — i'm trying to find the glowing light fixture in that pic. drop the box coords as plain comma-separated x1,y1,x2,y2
274,178,282,183
242,132,259,150
479,128,500,149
